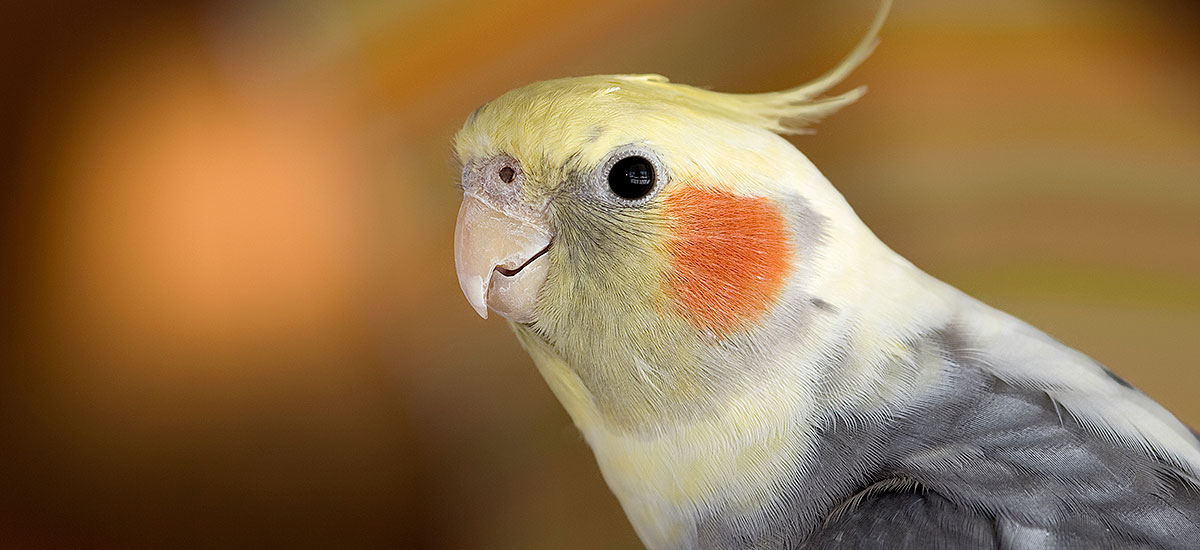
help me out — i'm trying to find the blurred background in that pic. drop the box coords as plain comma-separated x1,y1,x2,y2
1,0,1197,548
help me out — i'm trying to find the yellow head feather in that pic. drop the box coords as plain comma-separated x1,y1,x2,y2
453,0,890,178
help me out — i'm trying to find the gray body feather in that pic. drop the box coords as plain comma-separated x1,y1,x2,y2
695,323,1200,549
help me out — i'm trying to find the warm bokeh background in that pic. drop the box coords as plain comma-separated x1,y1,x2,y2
2,1,1198,548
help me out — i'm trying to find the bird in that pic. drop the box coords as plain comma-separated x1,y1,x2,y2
451,2,1200,548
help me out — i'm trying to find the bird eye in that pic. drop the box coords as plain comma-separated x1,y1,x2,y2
607,155,656,200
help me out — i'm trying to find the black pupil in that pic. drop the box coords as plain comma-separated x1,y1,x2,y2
608,156,655,200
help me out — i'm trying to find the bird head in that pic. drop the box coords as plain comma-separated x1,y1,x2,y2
453,3,890,427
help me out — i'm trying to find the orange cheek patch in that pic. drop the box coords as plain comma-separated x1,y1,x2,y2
663,186,793,335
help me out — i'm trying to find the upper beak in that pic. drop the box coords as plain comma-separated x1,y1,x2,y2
453,193,552,323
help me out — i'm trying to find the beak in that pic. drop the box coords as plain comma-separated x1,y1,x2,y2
453,193,552,323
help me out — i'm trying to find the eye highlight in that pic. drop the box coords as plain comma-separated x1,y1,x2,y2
607,155,656,200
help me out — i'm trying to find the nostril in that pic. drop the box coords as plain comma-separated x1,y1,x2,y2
499,166,515,183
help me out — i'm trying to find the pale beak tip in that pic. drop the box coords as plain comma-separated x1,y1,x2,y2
457,272,492,320
471,299,489,320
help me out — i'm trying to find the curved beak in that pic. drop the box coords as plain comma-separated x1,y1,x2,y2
453,193,551,323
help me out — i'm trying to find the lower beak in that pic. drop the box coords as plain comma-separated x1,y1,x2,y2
453,194,552,323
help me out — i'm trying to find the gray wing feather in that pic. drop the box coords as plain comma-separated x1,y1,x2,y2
694,325,1200,549
804,482,997,549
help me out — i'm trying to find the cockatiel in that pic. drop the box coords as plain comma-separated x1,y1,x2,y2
451,3,1200,549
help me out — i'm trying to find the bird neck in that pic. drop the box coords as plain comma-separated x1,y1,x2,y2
511,249,961,550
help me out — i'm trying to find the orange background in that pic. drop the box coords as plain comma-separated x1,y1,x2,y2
2,1,1198,548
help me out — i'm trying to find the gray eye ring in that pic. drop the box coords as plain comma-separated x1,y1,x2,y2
595,145,666,206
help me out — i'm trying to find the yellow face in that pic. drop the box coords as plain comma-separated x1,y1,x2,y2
451,74,838,431
450,1,885,430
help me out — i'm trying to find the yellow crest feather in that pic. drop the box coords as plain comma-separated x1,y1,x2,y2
454,0,890,181
667,0,891,136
